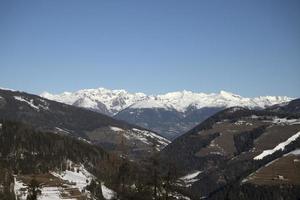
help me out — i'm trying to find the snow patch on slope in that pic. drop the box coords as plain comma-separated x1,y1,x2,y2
14,96,49,111
180,171,202,181
54,127,71,135
128,128,170,148
254,131,300,160
243,149,300,184
38,187,63,200
169,192,191,200
110,128,170,150
14,161,115,200
14,96,40,110
270,117,300,125
285,149,300,156
101,183,116,200
51,164,93,192
14,178,66,200
110,126,124,132
177,171,202,187
14,177,27,200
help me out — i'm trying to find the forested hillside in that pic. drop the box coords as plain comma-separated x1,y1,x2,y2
0,89,170,160
0,121,184,200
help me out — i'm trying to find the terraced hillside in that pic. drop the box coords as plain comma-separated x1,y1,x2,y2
160,100,300,199
244,149,300,185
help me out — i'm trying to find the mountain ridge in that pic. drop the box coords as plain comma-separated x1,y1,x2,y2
41,87,293,116
159,99,300,199
0,88,170,159
40,87,293,140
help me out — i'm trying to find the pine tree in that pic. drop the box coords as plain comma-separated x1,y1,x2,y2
26,179,41,200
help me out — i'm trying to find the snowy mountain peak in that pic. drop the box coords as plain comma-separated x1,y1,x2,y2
219,90,242,99
130,98,171,110
41,88,148,115
40,87,293,115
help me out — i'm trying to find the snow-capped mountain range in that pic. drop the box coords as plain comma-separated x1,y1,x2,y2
41,88,294,140
41,88,293,116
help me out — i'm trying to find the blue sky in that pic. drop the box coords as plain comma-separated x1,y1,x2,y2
0,0,299,97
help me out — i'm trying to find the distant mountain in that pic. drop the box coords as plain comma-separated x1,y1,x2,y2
41,88,293,140
267,98,300,114
160,99,300,199
115,106,224,140
0,88,170,159
41,88,292,115
1,87,299,200
41,88,148,116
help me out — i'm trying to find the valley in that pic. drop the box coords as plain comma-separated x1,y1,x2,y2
41,88,292,140
0,88,299,199
2,0,299,199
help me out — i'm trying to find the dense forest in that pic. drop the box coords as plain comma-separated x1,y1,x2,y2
0,120,182,200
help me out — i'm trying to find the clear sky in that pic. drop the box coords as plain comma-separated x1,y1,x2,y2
0,0,299,97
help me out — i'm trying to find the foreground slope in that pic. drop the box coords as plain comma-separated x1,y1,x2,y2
0,89,170,159
0,120,114,200
160,99,300,199
0,120,192,200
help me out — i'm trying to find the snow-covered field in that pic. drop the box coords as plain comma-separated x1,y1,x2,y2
51,164,93,192
14,162,116,200
254,131,300,160
38,187,63,200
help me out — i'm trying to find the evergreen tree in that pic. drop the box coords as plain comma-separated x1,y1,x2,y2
26,179,41,200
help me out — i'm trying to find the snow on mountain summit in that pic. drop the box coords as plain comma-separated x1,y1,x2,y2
41,88,148,115
130,98,172,110
40,88,293,115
